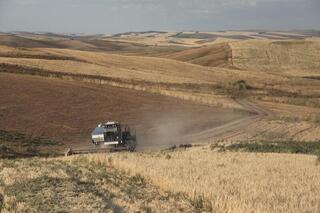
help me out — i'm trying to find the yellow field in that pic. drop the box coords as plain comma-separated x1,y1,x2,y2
1,148,319,212
84,147,320,212
0,157,194,212
0,45,286,85
230,39,320,72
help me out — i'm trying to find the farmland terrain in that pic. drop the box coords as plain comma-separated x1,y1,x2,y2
0,31,320,212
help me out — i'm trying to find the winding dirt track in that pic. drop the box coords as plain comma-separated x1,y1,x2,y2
69,99,271,153
182,99,272,145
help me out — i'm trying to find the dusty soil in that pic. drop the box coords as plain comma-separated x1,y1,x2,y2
0,73,247,152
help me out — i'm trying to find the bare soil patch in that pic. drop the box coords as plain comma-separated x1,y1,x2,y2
0,73,246,153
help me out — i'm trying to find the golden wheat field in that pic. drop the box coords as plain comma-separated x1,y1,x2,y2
0,157,194,212
1,147,320,212
83,147,320,212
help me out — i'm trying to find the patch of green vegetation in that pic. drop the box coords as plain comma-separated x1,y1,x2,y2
269,114,320,125
217,80,253,97
0,130,61,158
270,97,320,109
272,40,310,46
172,32,217,39
232,80,251,91
0,130,57,147
162,144,193,153
0,144,17,158
212,141,320,155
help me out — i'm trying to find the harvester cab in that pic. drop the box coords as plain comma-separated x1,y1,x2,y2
91,121,136,151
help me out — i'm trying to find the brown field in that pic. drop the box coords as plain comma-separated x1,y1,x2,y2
0,31,320,212
0,73,247,154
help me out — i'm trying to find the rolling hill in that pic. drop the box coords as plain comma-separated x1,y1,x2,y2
1,31,320,212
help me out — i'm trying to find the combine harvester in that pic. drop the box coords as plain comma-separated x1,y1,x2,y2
65,121,137,156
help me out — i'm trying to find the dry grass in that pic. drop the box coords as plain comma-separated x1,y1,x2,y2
0,46,283,85
0,157,195,212
1,148,320,212
88,147,320,212
230,39,320,71
164,43,233,67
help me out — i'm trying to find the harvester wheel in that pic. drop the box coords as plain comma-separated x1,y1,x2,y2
127,140,136,152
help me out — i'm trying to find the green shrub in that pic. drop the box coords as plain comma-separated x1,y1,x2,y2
223,141,320,155
222,80,253,97
233,80,249,91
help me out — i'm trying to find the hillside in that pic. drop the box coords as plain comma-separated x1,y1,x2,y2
164,43,232,67
0,44,290,110
107,30,320,47
165,39,320,73
0,43,294,85
230,39,320,72
107,146,320,212
1,41,319,111
0,73,247,154
0,156,195,212
1,36,320,145
0,33,186,56
1,146,320,212
0,31,320,212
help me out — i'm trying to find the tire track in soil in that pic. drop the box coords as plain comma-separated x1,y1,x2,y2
181,99,272,145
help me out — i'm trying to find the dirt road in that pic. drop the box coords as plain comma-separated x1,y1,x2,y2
181,99,271,145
